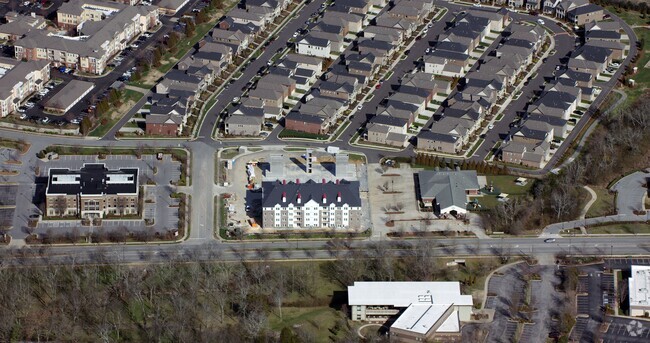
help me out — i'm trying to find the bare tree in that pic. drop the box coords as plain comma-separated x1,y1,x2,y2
551,189,572,221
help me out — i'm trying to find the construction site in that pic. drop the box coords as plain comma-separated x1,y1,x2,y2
219,147,370,235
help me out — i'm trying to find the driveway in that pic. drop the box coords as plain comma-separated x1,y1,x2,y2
611,171,650,215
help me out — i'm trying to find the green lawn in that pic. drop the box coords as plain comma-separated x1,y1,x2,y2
622,28,650,106
585,186,616,218
279,129,328,140
587,223,650,235
605,6,650,26
90,89,145,138
268,307,344,343
473,175,533,209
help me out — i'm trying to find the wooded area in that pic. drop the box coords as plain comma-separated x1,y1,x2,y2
0,242,507,342
483,96,650,234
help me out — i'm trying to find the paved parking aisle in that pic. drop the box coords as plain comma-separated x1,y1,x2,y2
604,319,650,342
0,185,18,206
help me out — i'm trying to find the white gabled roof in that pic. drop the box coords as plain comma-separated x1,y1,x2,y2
347,281,473,307
391,304,453,335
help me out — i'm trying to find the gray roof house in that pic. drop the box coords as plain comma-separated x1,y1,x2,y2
417,170,480,215
225,114,262,136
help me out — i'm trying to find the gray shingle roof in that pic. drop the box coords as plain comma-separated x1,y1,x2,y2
418,170,479,210
262,179,361,208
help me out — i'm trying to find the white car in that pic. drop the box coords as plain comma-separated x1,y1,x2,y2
426,47,431,54
537,19,545,25
357,104,363,110
423,27,428,33
293,32,299,38
41,117,50,124
427,23,433,28
473,3,482,7
19,113,28,120
488,124,494,130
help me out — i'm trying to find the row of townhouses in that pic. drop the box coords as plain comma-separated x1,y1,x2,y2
287,0,381,135
413,10,511,154
288,0,437,136
13,0,159,75
478,0,605,26
501,20,620,168
147,0,291,136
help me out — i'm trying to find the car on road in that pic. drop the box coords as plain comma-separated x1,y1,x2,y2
473,3,481,7
375,83,381,89
19,113,28,120
292,32,298,38
425,47,431,54
41,117,50,124
427,23,433,28
70,118,80,124
416,35,422,41
537,19,545,25
488,124,494,130
423,27,428,33
357,104,363,110
544,238,556,243
232,96,240,104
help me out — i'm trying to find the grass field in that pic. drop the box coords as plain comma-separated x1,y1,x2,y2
474,175,533,209
605,6,650,26
585,186,616,218
622,28,650,106
587,223,650,234
90,89,145,138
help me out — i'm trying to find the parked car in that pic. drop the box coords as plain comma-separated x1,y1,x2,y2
41,117,50,124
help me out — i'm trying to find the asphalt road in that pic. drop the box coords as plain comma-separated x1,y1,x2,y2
2,235,650,266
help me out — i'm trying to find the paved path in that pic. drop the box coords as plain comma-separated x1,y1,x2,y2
580,186,597,220
612,171,650,215
541,213,650,237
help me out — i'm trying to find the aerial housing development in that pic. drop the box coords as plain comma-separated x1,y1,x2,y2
0,0,648,340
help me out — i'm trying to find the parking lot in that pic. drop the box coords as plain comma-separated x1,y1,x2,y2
603,319,650,342
26,153,182,238
571,259,650,342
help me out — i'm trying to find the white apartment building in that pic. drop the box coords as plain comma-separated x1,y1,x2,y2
261,179,362,229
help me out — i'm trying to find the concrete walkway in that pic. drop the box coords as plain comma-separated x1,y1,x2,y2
580,185,597,220
540,213,650,237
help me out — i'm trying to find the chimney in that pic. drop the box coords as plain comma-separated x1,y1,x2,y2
282,179,286,185
322,178,325,184
296,178,300,184
322,193,327,204
297,192,301,204
282,191,286,203
335,179,339,185
337,192,341,202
